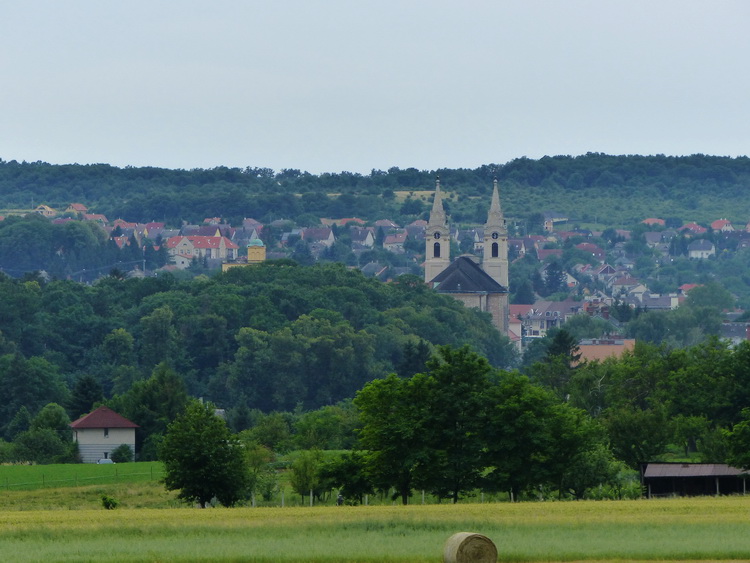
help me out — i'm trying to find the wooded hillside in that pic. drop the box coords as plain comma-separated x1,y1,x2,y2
2,154,749,226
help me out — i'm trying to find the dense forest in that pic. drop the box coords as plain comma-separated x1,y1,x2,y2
0,261,511,432
2,154,750,227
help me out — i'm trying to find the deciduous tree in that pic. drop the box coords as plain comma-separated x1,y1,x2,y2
160,400,248,507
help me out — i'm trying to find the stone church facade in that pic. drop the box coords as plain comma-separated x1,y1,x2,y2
424,179,510,335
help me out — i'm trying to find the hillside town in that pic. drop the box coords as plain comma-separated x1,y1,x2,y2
15,185,750,354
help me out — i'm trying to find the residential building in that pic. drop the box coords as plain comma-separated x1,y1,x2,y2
70,406,138,463
166,235,239,268
688,239,716,259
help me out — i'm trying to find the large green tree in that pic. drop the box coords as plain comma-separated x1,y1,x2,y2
419,346,493,503
354,372,430,504
160,400,248,508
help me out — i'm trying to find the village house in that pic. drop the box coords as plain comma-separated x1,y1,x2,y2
575,242,606,263
349,226,375,248
521,299,583,340
642,217,666,227
83,213,109,225
687,239,716,259
34,204,57,218
65,203,88,216
383,231,407,252
536,248,563,262
302,227,335,248
543,211,568,232
405,219,427,242
70,406,138,463
680,222,707,235
711,218,734,232
165,235,239,268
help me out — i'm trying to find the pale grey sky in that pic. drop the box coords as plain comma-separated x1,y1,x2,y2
1,1,748,174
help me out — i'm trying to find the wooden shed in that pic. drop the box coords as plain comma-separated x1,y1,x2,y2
641,463,748,498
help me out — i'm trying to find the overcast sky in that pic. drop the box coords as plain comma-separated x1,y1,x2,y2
1,1,748,174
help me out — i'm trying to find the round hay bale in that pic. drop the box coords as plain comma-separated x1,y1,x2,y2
443,532,497,563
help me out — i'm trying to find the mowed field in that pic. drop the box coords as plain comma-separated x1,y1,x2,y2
1,485,750,562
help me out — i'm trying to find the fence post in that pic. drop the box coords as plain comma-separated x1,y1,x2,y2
281,489,285,508
309,489,313,507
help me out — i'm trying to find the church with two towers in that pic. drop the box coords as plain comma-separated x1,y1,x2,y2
423,179,510,336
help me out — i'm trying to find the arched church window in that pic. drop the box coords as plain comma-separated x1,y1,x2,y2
434,242,441,258
492,242,499,258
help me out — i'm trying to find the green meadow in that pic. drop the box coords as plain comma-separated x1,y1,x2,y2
0,462,164,491
1,469,750,563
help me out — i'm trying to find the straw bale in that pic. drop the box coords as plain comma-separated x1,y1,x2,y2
443,532,497,563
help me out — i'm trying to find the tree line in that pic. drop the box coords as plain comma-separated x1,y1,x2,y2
156,339,750,507
2,154,750,226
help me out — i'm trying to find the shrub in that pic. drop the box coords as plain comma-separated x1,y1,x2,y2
110,443,134,463
101,495,119,509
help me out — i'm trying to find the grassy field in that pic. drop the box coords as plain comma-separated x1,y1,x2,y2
0,488,749,562
0,461,164,491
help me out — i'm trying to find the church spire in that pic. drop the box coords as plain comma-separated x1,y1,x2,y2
482,178,508,288
428,176,447,228
424,176,450,284
486,178,504,229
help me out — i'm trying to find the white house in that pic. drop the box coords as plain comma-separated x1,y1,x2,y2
687,239,716,259
70,406,138,463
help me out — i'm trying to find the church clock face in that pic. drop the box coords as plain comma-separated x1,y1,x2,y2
434,232,441,239
492,232,499,239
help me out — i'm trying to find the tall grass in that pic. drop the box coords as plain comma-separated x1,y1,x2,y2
0,496,749,561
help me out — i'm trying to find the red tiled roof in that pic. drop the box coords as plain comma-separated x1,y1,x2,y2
642,218,665,226
509,304,533,317
70,406,139,429
680,222,707,234
711,219,732,230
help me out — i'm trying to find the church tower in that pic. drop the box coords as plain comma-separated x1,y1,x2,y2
424,177,450,283
482,178,509,288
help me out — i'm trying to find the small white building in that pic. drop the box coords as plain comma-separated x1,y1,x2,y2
70,406,139,463
687,239,716,259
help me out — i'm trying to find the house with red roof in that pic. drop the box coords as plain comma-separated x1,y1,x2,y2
680,222,707,235
65,203,88,215
70,406,138,463
166,236,239,268
711,218,734,232
383,232,407,252
83,213,109,225
642,218,665,226
536,248,563,261
575,242,606,263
